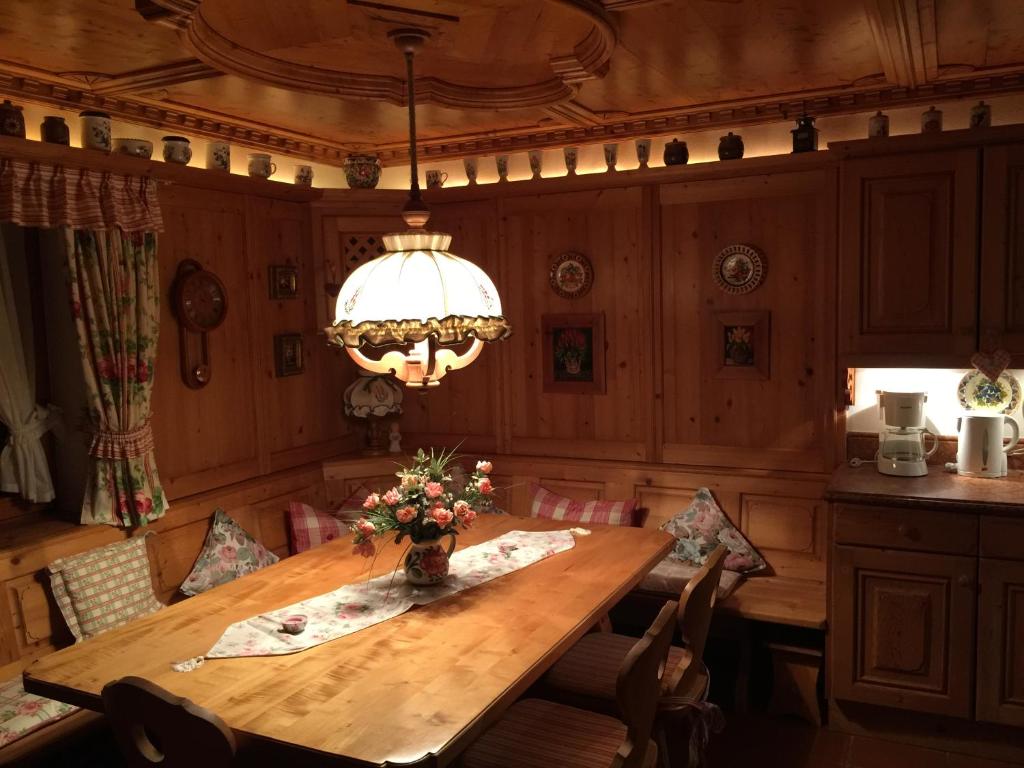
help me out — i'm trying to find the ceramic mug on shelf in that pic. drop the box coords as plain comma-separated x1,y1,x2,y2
162,135,191,164
79,111,111,152
868,110,889,138
295,164,314,187
603,143,618,171
970,100,992,129
921,106,943,133
463,157,478,185
206,141,230,171
528,149,543,180
495,155,509,182
635,138,652,169
563,147,578,175
248,153,276,178
425,169,448,189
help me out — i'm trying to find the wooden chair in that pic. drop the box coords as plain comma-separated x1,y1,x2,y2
539,545,729,714
101,676,236,767
459,599,678,768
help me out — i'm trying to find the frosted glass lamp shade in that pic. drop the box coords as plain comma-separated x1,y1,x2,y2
326,230,511,387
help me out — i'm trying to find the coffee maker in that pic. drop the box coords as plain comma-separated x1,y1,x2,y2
876,391,938,477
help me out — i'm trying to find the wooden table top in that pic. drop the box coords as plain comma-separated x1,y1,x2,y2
25,516,673,767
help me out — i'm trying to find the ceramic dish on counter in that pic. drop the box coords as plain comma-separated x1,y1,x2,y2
113,138,153,159
957,369,1022,414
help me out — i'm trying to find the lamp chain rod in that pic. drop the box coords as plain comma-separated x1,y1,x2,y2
405,48,420,202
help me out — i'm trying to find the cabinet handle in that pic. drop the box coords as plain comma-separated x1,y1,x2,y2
957,574,972,588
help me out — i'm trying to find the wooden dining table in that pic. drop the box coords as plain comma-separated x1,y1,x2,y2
24,515,673,767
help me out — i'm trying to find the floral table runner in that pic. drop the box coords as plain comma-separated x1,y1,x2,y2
191,529,575,663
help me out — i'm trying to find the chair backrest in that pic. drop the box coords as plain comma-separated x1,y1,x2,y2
665,545,728,695
613,599,678,768
102,676,236,767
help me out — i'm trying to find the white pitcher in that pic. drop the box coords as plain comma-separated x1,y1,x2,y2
955,414,1020,478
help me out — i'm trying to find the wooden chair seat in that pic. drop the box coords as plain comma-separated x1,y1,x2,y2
540,632,700,716
460,698,655,768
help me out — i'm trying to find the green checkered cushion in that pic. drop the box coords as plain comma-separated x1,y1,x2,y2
47,534,164,641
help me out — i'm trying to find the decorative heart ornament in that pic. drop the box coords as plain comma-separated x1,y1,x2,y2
970,349,1011,383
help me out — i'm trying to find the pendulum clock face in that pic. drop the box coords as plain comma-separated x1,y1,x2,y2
172,259,228,388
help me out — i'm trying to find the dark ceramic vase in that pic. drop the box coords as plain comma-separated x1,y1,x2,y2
663,138,689,166
791,116,819,153
41,116,70,145
718,132,744,160
0,100,25,139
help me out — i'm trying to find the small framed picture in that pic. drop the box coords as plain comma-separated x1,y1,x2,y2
542,313,606,394
274,333,304,377
705,310,771,380
269,265,299,299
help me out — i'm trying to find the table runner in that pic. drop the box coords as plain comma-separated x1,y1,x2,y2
185,529,576,665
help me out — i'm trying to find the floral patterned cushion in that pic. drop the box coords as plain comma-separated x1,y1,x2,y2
180,509,279,596
47,534,164,641
660,488,767,574
0,676,78,748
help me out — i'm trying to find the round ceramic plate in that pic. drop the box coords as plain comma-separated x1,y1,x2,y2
712,244,765,294
957,369,1022,414
549,252,593,299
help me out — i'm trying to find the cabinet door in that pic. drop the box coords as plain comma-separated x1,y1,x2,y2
980,144,1024,364
977,558,1024,726
839,149,979,365
831,545,976,717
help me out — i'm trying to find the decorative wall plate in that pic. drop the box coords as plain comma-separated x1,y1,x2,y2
712,244,765,295
957,369,1022,414
549,252,594,299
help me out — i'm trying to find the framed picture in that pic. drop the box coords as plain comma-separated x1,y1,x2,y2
269,265,299,299
704,310,771,380
274,333,304,377
542,313,606,394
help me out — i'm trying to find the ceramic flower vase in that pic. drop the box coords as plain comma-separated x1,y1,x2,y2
405,535,456,586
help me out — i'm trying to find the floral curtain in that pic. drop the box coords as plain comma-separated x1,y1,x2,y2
64,229,167,527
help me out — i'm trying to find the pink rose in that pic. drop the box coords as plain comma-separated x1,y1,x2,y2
117,491,130,517
133,492,153,516
383,488,401,506
353,540,375,558
453,500,470,518
221,545,237,562
16,700,43,716
136,358,150,383
425,481,444,499
98,356,117,380
396,505,417,524
356,518,375,537
462,509,477,527
431,506,454,526
476,460,493,474
477,477,493,494
362,493,380,510
400,474,419,490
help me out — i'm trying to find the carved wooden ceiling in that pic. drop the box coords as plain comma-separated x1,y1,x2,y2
1,0,1023,165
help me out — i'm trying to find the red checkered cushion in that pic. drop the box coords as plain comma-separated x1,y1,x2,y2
528,483,638,527
287,486,372,555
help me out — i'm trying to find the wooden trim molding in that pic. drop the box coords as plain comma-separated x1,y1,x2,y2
863,0,939,87
84,60,221,96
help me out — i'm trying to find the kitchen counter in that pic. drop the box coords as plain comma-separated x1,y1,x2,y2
827,464,1024,515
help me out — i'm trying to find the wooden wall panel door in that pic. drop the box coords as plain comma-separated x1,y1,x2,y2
977,558,1024,727
839,149,979,365
153,186,261,499
245,197,350,471
980,144,1024,365
502,188,654,462
831,545,976,718
659,171,837,472
397,199,503,454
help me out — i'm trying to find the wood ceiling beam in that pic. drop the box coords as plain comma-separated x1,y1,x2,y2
78,60,221,96
864,0,939,87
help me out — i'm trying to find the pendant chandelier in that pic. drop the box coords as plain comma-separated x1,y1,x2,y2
326,29,511,388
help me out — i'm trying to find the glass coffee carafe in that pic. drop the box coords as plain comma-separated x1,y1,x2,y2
876,391,938,477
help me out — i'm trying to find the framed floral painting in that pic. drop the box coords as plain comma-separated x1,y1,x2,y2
704,310,770,380
542,313,606,394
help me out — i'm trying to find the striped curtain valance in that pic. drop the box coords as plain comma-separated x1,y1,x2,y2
0,159,163,233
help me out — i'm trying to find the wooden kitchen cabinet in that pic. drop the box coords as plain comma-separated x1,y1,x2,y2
838,148,979,366
831,544,977,718
980,144,1024,364
977,557,1024,727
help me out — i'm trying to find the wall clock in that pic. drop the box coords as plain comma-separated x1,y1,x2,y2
549,251,593,299
712,244,765,295
172,259,228,388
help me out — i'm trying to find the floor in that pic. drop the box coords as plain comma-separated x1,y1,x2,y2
707,713,1022,768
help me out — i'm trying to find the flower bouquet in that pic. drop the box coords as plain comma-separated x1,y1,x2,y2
350,448,494,585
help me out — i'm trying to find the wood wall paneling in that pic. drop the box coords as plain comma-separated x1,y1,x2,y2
502,187,655,462
659,171,838,473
